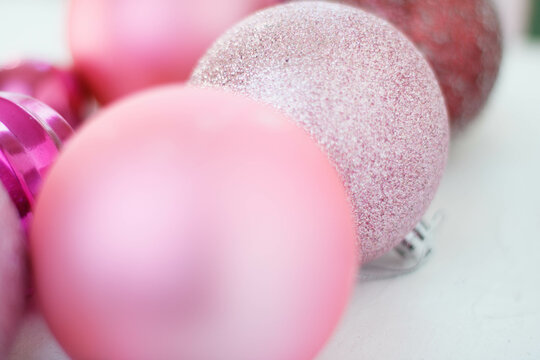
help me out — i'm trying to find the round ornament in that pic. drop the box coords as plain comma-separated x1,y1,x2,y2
0,184,26,357
0,92,73,228
69,0,282,104
337,0,503,128
0,60,88,128
192,1,449,263
31,86,357,360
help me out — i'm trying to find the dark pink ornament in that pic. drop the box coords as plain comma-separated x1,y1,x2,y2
0,60,89,128
340,0,503,129
0,92,73,229
0,184,26,357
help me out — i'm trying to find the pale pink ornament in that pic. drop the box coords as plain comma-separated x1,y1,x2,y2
191,1,450,263
69,0,282,104
31,86,357,360
0,184,26,357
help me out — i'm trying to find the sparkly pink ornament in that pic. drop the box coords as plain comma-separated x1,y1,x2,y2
69,0,282,104
337,0,503,128
0,92,73,229
192,2,450,263
0,60,89,128
31,86,357,360
0,184,26,357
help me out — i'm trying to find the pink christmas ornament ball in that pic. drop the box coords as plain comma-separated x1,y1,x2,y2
191,1,449,263
0,92,73,229
0,92,73,356
337,0,503,129
0,184,26,357
0,60,89,128
31,86,357,360
69,0,282,104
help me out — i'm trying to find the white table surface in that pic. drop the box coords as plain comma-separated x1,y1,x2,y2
2,1,540,359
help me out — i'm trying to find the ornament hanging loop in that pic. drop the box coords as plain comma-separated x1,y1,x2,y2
359,211,444,282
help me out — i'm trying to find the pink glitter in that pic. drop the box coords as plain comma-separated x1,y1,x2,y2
191,1,449,263
338,0,503,129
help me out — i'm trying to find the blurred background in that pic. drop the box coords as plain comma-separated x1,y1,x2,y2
0,0,538,64
1,0,539,359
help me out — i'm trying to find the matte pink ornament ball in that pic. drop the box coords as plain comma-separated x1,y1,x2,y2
31,86,357,360
0,184,26,356
192,1,450,263
69,0,281,104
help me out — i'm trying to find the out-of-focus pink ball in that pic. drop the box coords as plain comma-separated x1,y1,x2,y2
31,86,357,360
0,184,26,356
0,60,89,128
192,2,449,263
69,0,281,104
339,0,503,129
0,92,73,229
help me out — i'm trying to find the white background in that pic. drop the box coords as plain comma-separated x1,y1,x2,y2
2,1,539,359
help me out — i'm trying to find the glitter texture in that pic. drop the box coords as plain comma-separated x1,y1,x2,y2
191,2,449,263
336,0,503,129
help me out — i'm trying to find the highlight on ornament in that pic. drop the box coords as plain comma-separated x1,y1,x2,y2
0,92,73,229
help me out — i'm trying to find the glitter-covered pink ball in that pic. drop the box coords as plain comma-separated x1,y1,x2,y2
339,0,503,129
192,2,450,263
31,86,357,359
69,0,282,104
0,184,26,356
0,60,88,129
